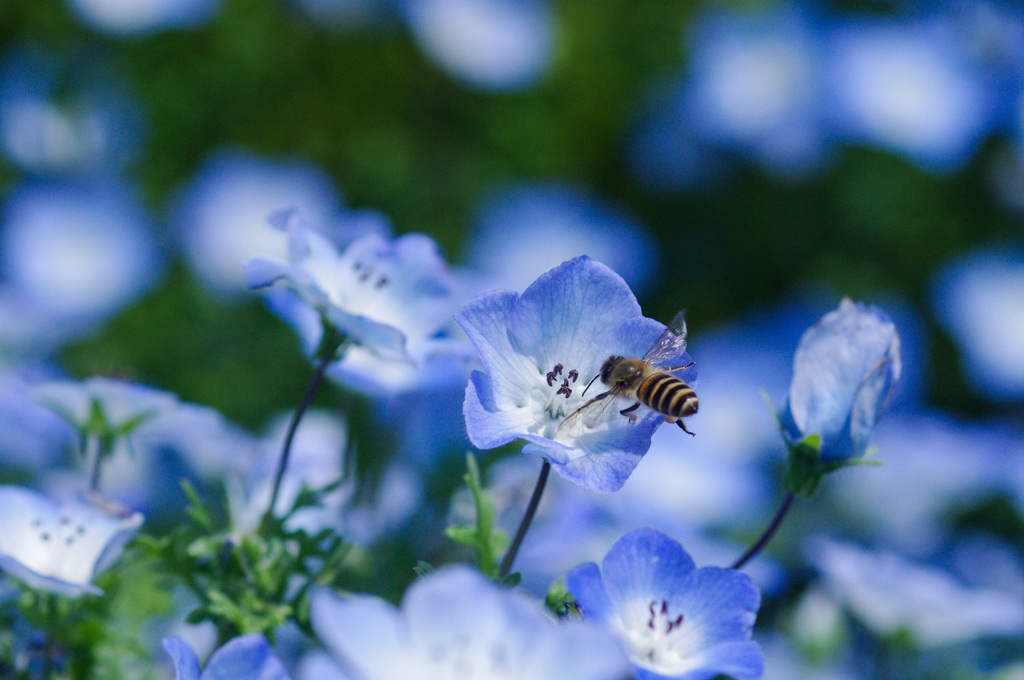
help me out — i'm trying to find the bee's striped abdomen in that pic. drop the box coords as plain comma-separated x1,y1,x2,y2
636,372,698,419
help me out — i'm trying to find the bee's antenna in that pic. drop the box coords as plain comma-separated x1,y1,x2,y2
581,373,600,397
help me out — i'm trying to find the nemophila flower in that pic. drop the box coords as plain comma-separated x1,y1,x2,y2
931,247,1024,401
311,564,629,680
684,4,828,176
0,365,75,471
32,376,179,443
830,412,1017,556
400,0,554,91
567,528,764,680
247,210,458,364
465,183,659,296
827,16,996,171
806,536,1024,647
0,45,143,174
455,256,694,493
64,0,219,36
174,149,342,297
0,178,163,338
0,485,143,597
779,298,900,462
163,634,290,680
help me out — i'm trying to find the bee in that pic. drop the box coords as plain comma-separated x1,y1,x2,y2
557,311,697,436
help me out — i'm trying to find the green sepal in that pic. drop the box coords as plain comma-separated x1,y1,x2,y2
500,572,521,588
544,578,575,618
413,561,434,578
443,453,508,579
313,313,348,363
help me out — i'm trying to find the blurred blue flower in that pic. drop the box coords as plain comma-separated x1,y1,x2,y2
174,149,342,297
826,15,997,171
247,210,458,364
311,564,629,680
0,178,163,344
0,365,75,471
780,298,901,461
163,634,290,680
32,376,180,441
465,183,659,296
806,536,1024,648
0,45,143,174
567,527,764,680
399,0,554,90
829,412,1019,556
64,0,220,36
931,246,1024,401
456,256,694,493
683,4,829,177
0,486,143,597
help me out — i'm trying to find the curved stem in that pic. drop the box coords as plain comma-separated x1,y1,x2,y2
498,458,551,580
261,354,332,530
731,491,796,570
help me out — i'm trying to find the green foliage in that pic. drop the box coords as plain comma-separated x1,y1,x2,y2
141,480,350,644
444,453,508,580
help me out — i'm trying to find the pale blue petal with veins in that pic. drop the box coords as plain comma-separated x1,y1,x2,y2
456,256,693,492
567,528,763,680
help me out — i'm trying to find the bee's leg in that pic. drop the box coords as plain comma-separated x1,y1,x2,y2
676,419,695,437
619,401,641,422
665,361,696,372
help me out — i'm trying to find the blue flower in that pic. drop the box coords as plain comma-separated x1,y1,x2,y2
246,210,458,364
0,178,163,340
779,298,901,461
566,528,764,680
683,4,829,176
174,148,342,297
930,247,1024,401
400,0,555,91
0,45,143,174
163,634,290,680
806,536,1024,648
465,182,659,296
310,564,629,680
0,485,143,597
64,0,219,36
455,256,694,493
827,16,997,171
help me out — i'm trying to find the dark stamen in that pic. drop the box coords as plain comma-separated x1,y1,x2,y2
556,378,572,398
568,369,579,382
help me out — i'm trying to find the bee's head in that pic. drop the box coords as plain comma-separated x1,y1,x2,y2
600,356,623,384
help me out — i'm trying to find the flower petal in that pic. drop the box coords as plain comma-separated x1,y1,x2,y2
566,562,614,625
202,634,290,680
600,528,696,606
162,637,201,680
509,256,643,374
310,587,412,679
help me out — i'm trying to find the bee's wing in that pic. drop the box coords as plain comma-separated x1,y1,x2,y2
641,310,688,367
557,391,619,437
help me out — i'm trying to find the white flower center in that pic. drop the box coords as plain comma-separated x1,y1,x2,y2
21,514,94,584
420,637,513,680
616,598,705,676
536,361,584,429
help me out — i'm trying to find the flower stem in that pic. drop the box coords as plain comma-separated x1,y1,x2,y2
261,354,332,530
86,435,103,493
731,490,796,570
498,458,550,580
